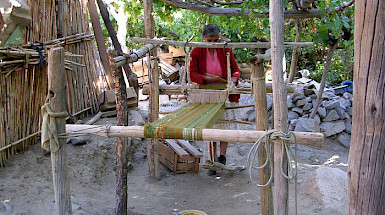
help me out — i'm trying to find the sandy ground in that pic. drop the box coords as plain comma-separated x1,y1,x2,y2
0,100,349,215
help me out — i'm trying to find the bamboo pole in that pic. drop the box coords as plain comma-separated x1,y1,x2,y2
48,47,72,215
65,124,324,148
270,0,289,213
250,56,273,215
132,37,314,49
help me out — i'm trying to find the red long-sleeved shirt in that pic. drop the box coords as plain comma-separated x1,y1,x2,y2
189,47,240,102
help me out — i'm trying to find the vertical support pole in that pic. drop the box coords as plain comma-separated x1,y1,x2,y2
251,57,274,215
348,0,385,214
111,53,129,215
57,0,64,38
270,0,289,213
48,47,72,215
144,0,160,179
87,0,114,89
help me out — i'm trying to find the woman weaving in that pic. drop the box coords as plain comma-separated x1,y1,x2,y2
189,24,240,176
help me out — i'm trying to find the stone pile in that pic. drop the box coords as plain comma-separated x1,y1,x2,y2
238,82,353,148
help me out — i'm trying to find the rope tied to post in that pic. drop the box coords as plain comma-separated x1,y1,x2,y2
247,129,298,214
41,103,69,153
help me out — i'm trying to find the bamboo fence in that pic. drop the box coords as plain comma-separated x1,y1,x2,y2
0,0,104,166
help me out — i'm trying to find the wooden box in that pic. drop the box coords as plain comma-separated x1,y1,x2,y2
158,139,203,173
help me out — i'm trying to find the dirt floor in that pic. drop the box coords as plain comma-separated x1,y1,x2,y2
0,100,350,215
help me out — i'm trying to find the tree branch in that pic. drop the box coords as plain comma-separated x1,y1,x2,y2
211,0,244,5
333,0,355,12
160,0,321,18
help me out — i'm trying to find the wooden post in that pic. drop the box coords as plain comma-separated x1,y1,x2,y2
287,17,301,83
87,0,114,89
110,52,129,215
48,47,72,215
348,0,385,214
270,0,289,213
251,57,273,215
96,0,139,95
144,0,160,179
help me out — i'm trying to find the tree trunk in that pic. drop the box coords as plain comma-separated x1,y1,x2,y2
348,0,385,214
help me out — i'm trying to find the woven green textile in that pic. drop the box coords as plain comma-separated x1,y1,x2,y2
144,103,225,140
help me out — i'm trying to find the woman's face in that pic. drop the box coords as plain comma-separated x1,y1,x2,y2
204,35,220,43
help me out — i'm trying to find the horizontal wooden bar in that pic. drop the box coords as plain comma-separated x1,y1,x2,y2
141,83,295,95
132,37,314,49
65,124,324,148
111,44,158,68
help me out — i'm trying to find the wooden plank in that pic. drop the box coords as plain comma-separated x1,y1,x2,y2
159,153,174,171
169,46,185,57
177,140,203,157
158,142,175,165
165,139,189,157
178,154,196,162
158,53,173,65
0,11,4,34
176,162,195,172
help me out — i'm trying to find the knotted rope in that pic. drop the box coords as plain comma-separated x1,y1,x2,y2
247,129,298,214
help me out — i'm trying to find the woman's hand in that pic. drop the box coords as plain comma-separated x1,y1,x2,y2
203,74,221,83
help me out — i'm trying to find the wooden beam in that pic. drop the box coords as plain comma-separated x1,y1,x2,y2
141,83,296,95
251,57,273,215
132,37,314,49
270,0,289,212
65,125,324,148
159,0,321,19
111,44,157,68
87,0,114,89
48,47,72,215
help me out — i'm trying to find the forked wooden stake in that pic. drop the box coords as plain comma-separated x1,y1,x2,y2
48,47,72,215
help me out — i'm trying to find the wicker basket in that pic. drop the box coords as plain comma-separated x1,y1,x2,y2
177,210,208,215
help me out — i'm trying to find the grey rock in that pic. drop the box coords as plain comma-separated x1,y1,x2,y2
268,115,273,122
302,114,309,118
72,203,82,211
347,107,353,116
288,111,300,121
302,103,313,111
320,121,346,137
293,95,306,103
314,114,321,124
300,167,348,209
239,94,255,106
240,107,254,121
345,118,352,134
306,96,313,103
310,94,317,99
317,107,327,118
287,96,294,109
323,110,340,122
267,95,273,110
343,92,353,101
248,111,256,122
129,110,145,126
292,107,304,114
295,118,320,132
335,107,347,119
293,88,304,96
295,98,307,107
304,88,315,96
323,100,340,110
338,133,351,148
339,97,351,110
322,90,337,99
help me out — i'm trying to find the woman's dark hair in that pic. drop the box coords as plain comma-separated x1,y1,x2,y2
202,24,220,38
